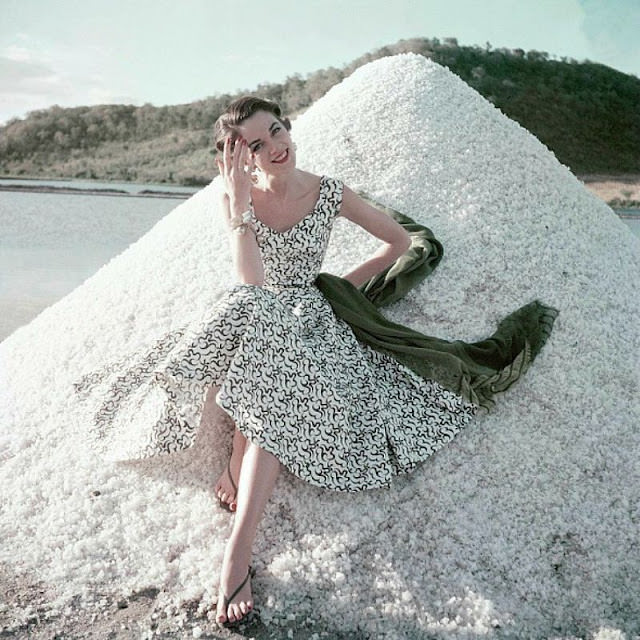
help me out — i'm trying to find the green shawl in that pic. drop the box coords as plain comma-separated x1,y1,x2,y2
316,197,558,411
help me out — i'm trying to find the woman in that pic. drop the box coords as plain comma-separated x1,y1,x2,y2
76,96,555,628
209,96,478,626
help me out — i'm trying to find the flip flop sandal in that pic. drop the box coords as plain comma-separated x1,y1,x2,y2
217,566,254,628
218,459,237,512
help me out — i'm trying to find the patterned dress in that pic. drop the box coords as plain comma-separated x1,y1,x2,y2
76,175,477,492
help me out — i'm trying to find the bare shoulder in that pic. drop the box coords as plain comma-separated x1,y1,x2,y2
296,169,323,191
339,183,375,219
297,169,322,182
337,185,411,247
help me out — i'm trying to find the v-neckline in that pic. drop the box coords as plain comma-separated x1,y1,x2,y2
253,176,326,235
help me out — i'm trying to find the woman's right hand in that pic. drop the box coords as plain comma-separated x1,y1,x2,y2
216,138,265,286
216,137,253,214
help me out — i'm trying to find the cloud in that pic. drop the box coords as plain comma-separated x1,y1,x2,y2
0,55,62,91
5,44,37,62
0,40,137,125
0,53,65,123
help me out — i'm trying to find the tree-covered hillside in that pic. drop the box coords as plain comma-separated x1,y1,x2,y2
1,37,638,185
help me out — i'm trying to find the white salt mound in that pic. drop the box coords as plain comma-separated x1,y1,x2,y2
1,54,638,638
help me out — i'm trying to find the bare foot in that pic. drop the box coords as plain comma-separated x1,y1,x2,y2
215,459,240,511
216,560,253,625
215,430,246,511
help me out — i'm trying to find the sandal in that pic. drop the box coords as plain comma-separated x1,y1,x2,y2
218,459,237,512
217,565,253,628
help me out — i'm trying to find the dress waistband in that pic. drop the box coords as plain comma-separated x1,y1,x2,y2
264,282,317,291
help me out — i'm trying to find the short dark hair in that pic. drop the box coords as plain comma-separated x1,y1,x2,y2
213,96,291,152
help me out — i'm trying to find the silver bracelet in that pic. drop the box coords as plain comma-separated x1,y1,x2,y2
234,222,255,236
229,209,255,235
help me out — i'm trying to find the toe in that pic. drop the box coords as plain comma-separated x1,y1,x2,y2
215,595,228,624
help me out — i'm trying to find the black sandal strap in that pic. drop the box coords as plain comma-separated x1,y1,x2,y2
222,566,251,607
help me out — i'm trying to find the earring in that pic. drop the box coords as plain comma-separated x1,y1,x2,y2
250,165,260,185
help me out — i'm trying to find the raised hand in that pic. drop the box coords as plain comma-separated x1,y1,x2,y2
216,137,253,211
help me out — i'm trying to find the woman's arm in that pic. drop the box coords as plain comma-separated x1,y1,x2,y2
339,185,411,287
217,137,264,286
218,191,264,286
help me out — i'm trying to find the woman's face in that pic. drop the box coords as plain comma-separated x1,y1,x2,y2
236,110,295,174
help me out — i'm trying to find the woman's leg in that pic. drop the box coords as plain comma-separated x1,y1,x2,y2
215,427,247,511
216,441,281,624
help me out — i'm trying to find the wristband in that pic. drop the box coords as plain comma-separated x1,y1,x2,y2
229,209,255,235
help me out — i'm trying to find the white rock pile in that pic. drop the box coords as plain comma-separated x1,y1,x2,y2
1,54,638,638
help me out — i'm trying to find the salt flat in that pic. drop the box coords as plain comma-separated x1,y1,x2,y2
1,54,638,639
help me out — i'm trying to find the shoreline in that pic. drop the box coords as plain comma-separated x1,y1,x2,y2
578,173,640,208
0,184,192,199
1,175,639,207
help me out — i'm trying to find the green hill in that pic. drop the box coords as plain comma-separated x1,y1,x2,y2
1,37,639,185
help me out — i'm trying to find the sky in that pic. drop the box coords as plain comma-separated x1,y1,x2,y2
1,0,639,125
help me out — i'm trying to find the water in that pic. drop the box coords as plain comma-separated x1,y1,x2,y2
616,208,640,238
0,183,638,342
0,177,200,196
0,188,186,340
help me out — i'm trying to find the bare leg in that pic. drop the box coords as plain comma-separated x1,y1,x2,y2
215,427,247,511
216,441,280,624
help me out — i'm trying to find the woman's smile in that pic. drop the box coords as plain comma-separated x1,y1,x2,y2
272,148,289,163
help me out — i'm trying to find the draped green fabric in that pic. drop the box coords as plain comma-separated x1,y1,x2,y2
356,197,444,308
316,199,558,410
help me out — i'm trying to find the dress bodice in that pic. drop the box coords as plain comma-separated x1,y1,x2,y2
253,176,344,291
